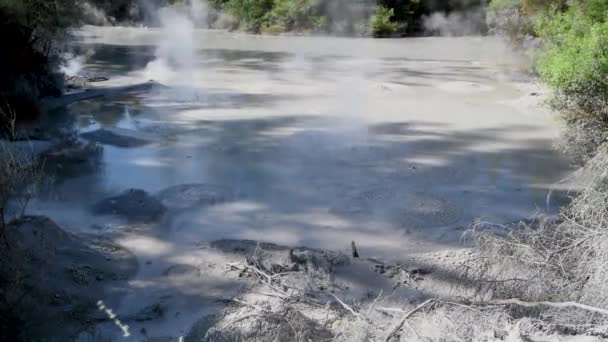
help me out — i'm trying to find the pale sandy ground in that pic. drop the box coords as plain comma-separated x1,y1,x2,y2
18,27,587,340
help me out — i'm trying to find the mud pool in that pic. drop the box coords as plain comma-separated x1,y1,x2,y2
28,27,576,340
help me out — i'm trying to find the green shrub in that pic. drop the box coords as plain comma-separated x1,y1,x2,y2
535,0,608,104
223,0,274,32
533,0,608,159
369,5,398,37
537,22,608,95
0,0,83,123
263,0,326,33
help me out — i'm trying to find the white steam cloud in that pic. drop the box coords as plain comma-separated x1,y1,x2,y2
423,9,486,36
144,1,203,88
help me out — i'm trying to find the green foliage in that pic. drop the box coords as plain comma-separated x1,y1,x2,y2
223,0,274,32
377,0,422,34
263,0,326,33
218,0,326,33
535,0,608,98
369,5,398,37
0,0,84,122
487,0,520,14
0,0,82,41
213,0,463,36
531,0,608,159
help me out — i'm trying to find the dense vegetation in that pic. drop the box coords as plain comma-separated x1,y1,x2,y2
0,0,83,125
206,0,485,36
535,0,608,161
487,0,608,162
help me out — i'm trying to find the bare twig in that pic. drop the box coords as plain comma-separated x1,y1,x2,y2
365,289,383,319
376,307,407,314
384,299,436,342
471,299,608,316
330,293,360,318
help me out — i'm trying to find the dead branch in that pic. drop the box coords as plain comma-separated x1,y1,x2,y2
330,293,360,318
470,299,608,316
365,289,383,319
225,261,325,308
376,307,406,314
384,299,436,342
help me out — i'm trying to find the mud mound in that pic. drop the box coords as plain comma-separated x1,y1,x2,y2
93,188,167,223
156,184,233,210
41,140,103,177
398,192,464,229
80,128,154,148
188,306,334,342
0,216,137,341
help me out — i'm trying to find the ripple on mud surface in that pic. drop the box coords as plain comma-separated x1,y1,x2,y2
329,187,397,217
156,183,233,209
437,81,494,94
398,192,464,229
420,157,479,185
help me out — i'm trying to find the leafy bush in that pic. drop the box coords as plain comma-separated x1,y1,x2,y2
369,5,398,37
0,0,84,123
223,0,274,32
263,0,326,33
533,0,608,159
537,22,608,96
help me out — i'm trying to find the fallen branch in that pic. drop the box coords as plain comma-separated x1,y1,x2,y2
330,293,360,318
473,299,608,316
385,299,436,342
365,289,383,319
376,307,406,315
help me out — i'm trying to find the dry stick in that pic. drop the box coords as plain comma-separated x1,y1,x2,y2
365,289,383,319
376,307,407,315
476,299,608,316
330,293,360,318
404,319,421,340
227,262,325,308
384,299,436,342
